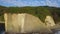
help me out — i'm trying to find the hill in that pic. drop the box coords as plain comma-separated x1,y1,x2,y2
0,6,60,23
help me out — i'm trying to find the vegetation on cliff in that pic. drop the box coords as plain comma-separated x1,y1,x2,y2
0,5,60,23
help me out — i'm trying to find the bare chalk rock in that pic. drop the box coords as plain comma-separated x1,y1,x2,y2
4,13,52,33
45,16,55,28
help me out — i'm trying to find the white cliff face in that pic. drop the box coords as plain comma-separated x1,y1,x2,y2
4,13,52,33
45,16,55,28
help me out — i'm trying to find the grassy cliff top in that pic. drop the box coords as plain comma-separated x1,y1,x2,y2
0,6,60,23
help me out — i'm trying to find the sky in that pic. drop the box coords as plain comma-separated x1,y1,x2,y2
0,0,60,7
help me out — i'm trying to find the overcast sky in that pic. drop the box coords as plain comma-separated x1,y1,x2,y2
0,0,60,7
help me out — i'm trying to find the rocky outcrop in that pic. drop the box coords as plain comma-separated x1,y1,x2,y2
4,13,52,33
45,16,55,28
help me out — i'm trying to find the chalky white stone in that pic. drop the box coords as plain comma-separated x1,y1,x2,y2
45,16,55,28
4,13,52,33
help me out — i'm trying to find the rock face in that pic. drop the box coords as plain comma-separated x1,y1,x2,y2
45,16,55,28
4,13,52,33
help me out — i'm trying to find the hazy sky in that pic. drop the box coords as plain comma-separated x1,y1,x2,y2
0,0,60,7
